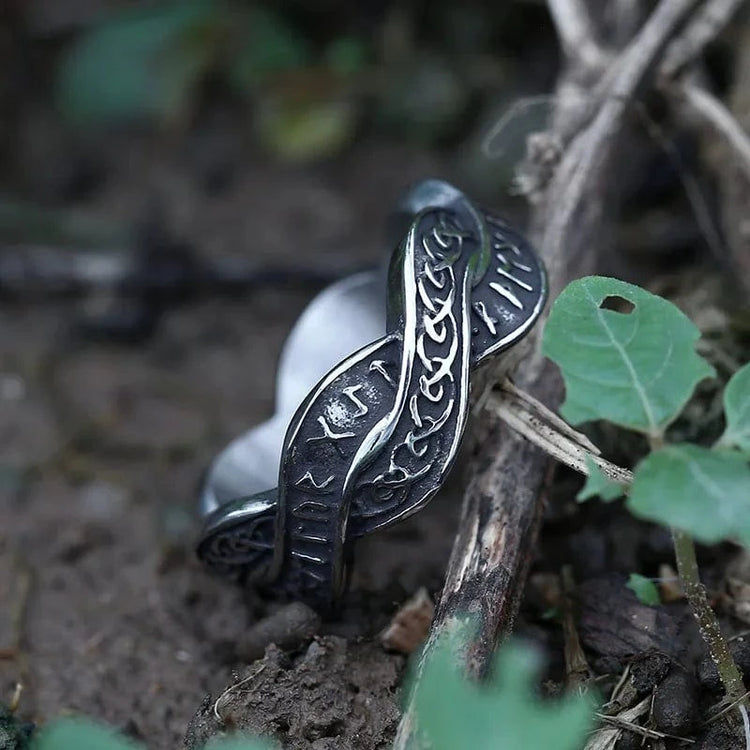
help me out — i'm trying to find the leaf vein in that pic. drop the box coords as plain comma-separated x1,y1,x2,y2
584,287,658,433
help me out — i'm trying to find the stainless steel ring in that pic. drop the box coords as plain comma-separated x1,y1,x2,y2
196,179,547,611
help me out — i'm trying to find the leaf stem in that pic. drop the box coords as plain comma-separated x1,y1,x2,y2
648,432,746,707
671,527,746,704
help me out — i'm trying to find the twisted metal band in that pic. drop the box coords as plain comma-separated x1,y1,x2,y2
196,181,547,611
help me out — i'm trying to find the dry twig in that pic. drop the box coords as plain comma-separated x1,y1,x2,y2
679,80,750,182
213,665,266,723
660,0,746,79
560,566,591,689
547,0,608,71
486,379,632,486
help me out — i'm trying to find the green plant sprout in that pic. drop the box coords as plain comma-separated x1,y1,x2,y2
543,275,750,709
625,573,661,606
409,634,593,750
29,718,272,750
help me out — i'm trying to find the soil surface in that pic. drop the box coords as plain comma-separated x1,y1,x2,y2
185,638,404,750
0,131,469,748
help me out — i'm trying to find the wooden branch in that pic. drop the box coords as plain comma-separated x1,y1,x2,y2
660,0,746,79
540,0,700,287
679,79,750,181
394,0,704,746
655,0,750,293
547,0,609,71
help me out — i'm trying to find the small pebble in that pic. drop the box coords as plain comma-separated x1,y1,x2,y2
652,668,699,735
235,602,321,663
630,652,671,693
380,588,434,654
79,481,129,521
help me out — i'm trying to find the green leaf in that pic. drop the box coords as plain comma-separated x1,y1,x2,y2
30,720,276,750
721,361,750,452
257,98,357,162
542,276,715,437
577,455,627,502
626,573,660,606
412,638,592,750
56,1,223,126
31,718,140,750
203,735,275,750
628,444,750,547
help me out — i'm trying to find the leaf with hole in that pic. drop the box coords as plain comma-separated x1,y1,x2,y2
411,637,592,750
720,361,750,453
577,455,627,502
628,444,750,547
626,573,660,606
542,276,715,437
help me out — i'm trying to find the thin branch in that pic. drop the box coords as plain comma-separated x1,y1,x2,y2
561,566,592,689
680,79,750,181
481,95,557,160
630,98,726,263
498,378,601,454
705,690,750,725
543,0,700,286
585,696,649,750
672,528,747,703
596,709,697,743
661,0,747,79
213,665,266,723
740,703,750,750
9,683,22,713
547,0,609,71
486,384,633,486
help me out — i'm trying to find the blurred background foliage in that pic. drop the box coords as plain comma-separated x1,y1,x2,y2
1,0,557,184
49,0,554,154
0,0,563,322
1,0,732,335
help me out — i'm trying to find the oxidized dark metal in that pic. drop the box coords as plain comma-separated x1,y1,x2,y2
197,180,547,610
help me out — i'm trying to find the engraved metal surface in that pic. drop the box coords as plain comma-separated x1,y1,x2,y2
197,180,547,610
200,271,386,514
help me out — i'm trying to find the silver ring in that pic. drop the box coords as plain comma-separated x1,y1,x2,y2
196,179,547,611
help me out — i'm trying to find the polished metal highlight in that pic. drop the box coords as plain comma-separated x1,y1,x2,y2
197,180,547,610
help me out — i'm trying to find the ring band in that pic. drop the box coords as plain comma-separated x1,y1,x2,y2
197,180,547,611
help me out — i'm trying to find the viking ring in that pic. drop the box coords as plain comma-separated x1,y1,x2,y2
196,180,547,611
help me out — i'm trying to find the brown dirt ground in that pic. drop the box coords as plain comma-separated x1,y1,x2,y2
0,137,473,749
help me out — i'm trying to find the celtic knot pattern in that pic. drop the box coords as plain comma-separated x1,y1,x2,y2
197,181,547,610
